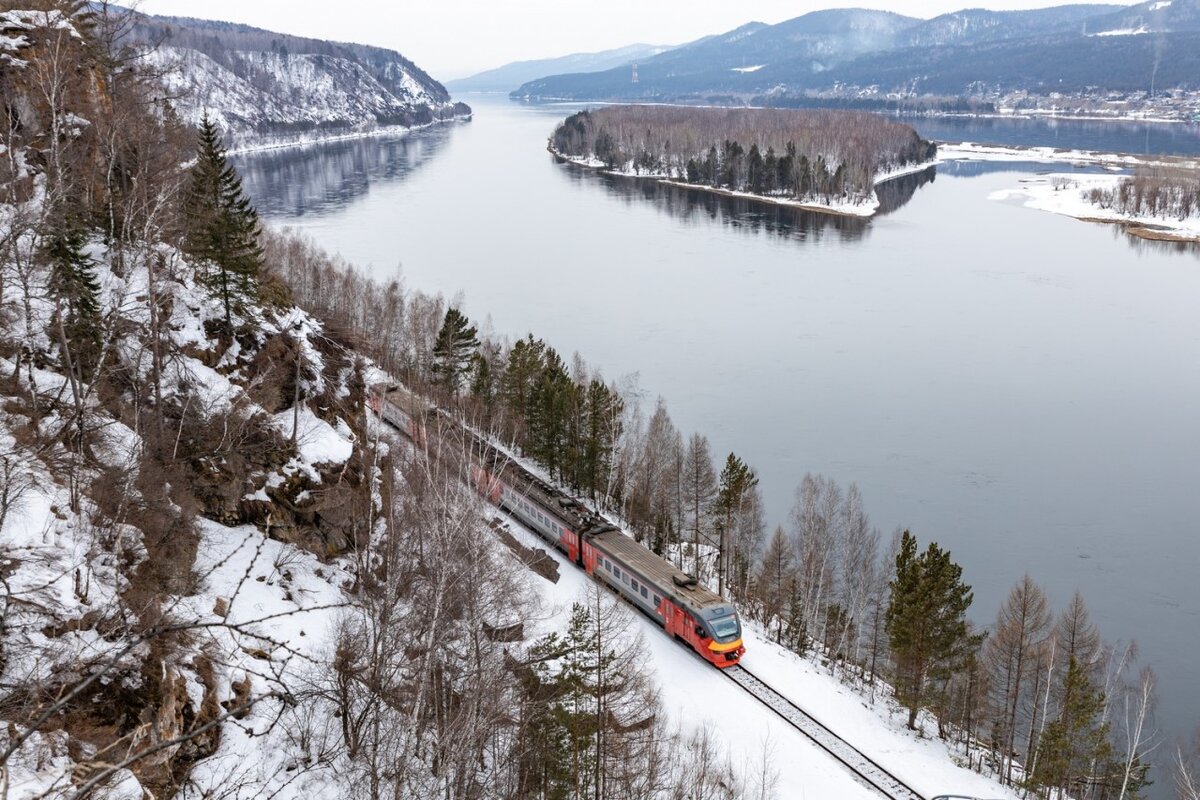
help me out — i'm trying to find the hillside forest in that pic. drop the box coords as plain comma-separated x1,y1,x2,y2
0,3,1192,800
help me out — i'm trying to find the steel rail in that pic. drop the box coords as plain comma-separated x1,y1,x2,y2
722,664,925,800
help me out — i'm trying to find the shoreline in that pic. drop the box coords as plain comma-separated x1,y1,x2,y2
549,145,938,219
936,140,1200,169
228,113,472,156
513,97,1200,126
989,173,1200,244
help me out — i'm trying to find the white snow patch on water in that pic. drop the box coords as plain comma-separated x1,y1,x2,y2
732,64,766,73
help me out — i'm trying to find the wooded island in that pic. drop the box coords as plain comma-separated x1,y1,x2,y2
551,106,938,215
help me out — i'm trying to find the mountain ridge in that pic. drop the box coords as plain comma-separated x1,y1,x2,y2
508,2,1200,108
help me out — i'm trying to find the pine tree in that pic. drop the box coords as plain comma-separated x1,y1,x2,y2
183,114,263,327
886,530,979,731
1031,656,1112,796
527,348,574,479
714,452,757,598
501,335,547,442
45,223,102,380
431,307,479,396
580,379,622,503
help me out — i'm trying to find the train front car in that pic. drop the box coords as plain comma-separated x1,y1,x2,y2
698,603,745,665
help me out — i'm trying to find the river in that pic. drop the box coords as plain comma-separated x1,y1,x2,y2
233,99,1200,796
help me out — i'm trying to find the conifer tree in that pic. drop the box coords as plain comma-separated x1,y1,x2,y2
1031,656,1112,796
45,223,102,380
527,348,574,478
714,452,757,598
579,379,622,502
886,530,979,731
183,114,263,327
501,335,548,440
430,307,479,396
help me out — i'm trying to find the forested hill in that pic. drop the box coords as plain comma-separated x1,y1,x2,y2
551,106,937,212
508,1,1200,103
132,12,471,147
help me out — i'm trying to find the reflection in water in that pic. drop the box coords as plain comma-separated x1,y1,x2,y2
937,159,1116,179
1116,226,1200,258
231,125,455,218
556,160,937,242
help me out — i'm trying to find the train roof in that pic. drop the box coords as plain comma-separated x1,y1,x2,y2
590,528,728,614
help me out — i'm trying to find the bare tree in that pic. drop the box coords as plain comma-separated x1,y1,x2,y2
681,433,717,570
984,574,1051,786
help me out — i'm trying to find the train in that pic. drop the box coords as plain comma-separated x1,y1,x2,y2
368,383,746,669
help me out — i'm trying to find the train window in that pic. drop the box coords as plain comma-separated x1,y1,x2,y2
614,567,621,579
631,579,639,592
640,586,648,599
653,595,660,607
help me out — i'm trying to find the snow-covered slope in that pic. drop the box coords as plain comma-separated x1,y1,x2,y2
499,513,1020,800
135,14,470,148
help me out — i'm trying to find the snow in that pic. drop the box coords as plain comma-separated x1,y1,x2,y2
938,140,1200,171
271,404,355,465
732,64,767,73
1090,26,1150,36
988,172,1200,242
141,45,464,150
498,512,1018,800
1150,0,1172,9
173,520,353,798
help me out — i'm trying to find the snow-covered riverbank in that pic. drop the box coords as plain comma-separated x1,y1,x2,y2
228,112,472,156
938,140,1200,170
989,172,1200,243
550,146,938,218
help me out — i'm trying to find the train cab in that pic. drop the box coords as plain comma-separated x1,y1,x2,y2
698,604,745,665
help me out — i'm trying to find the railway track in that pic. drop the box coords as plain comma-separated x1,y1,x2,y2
374,391,925,799
723,665,925,800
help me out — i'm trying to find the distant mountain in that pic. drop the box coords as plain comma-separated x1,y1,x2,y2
899,5,1122,47
446,43,675,93
1081,0,1200,34
808,29,1200,95
514,10,918,101
509,2,1200,104
134,14,471,147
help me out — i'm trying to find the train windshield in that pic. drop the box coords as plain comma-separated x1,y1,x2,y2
711,615,740,641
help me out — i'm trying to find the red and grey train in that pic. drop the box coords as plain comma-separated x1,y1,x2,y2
369,384,745,668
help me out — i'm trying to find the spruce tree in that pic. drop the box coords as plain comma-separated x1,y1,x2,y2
886,530,979,730
184,114,263,327
430,307,479,396
45,223,102,380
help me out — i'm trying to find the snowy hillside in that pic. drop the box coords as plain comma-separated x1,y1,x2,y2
136,14,471,148
500,513,1020,800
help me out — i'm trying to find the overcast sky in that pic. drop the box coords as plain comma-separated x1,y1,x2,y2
135,0,1077,80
